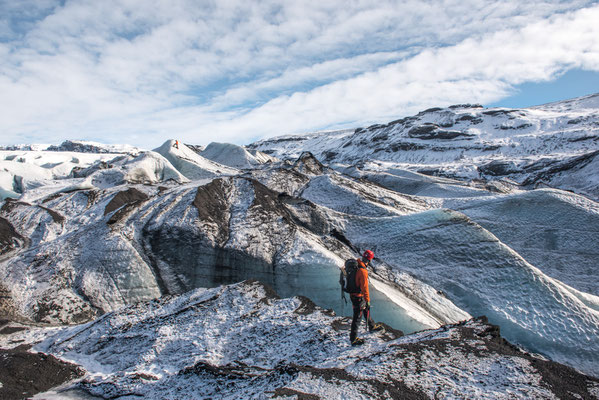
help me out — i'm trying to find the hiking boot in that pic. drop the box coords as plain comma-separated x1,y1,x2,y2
351,337,365,346
369,323,384,332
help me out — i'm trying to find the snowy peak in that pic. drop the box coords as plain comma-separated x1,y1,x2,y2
200,141,277,169
154,139,239,180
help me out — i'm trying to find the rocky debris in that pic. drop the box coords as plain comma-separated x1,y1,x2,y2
522,150,599,185
455,114,483,124
498,122,533,130
481,109,524,117
192,178,233,245
70,159,118,178
48,140,112,153
448,103,484,109
3,281,596,399
104,187,150,216
32,290,98,324
389,142,428,151
245,167,310,197
0,284,22,321
0,347,84,400
293,152,326,175
0,217,24,255
478,160,521,176
0,198,30,214
372,317,599,399
142,176,310,295
408,124,475,140
248,178,296,225
184,143,205,154
38,205,65,225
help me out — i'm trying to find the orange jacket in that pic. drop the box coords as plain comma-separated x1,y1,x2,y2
351,259,370,303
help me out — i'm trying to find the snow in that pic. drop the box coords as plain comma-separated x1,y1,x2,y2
0,158,54,201
1,281,595,399
1,150,118,176
121,151,189,184
200,142,274,169
0,150,189,203
300,173,427,217
154,139,239,180
337,163,500,199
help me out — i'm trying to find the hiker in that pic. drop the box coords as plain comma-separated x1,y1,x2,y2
348,250,383,346
174,140,179,149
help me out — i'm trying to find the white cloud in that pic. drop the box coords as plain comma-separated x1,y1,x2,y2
0,0,597,147
177,4,599,144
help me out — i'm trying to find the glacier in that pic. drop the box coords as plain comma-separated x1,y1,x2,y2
1,94,599,398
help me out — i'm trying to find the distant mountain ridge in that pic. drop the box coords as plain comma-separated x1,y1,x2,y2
248,92,599,201
1,140,142,155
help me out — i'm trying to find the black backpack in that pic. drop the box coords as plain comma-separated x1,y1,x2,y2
340,259,361,295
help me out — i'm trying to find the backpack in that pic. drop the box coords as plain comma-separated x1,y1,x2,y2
340,259,361,295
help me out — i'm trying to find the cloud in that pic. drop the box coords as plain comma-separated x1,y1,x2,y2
0,0,597,147
211,51,409,108
179,3,599,143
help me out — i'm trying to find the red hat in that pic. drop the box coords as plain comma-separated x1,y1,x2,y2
363,250,374,261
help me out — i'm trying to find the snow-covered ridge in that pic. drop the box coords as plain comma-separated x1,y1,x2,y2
248,93,599,201
1,281,597,399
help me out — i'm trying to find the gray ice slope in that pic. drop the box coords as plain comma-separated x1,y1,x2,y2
445,188,599,295
341,208,599,376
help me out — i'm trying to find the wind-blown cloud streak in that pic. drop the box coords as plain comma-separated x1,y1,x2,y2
0,0,597,147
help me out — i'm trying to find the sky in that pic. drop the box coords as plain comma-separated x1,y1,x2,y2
1,0,599,148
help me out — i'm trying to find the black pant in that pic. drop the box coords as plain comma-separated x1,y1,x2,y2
350,296,375,342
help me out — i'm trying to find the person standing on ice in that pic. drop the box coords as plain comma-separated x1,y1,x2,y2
348,250,383,346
